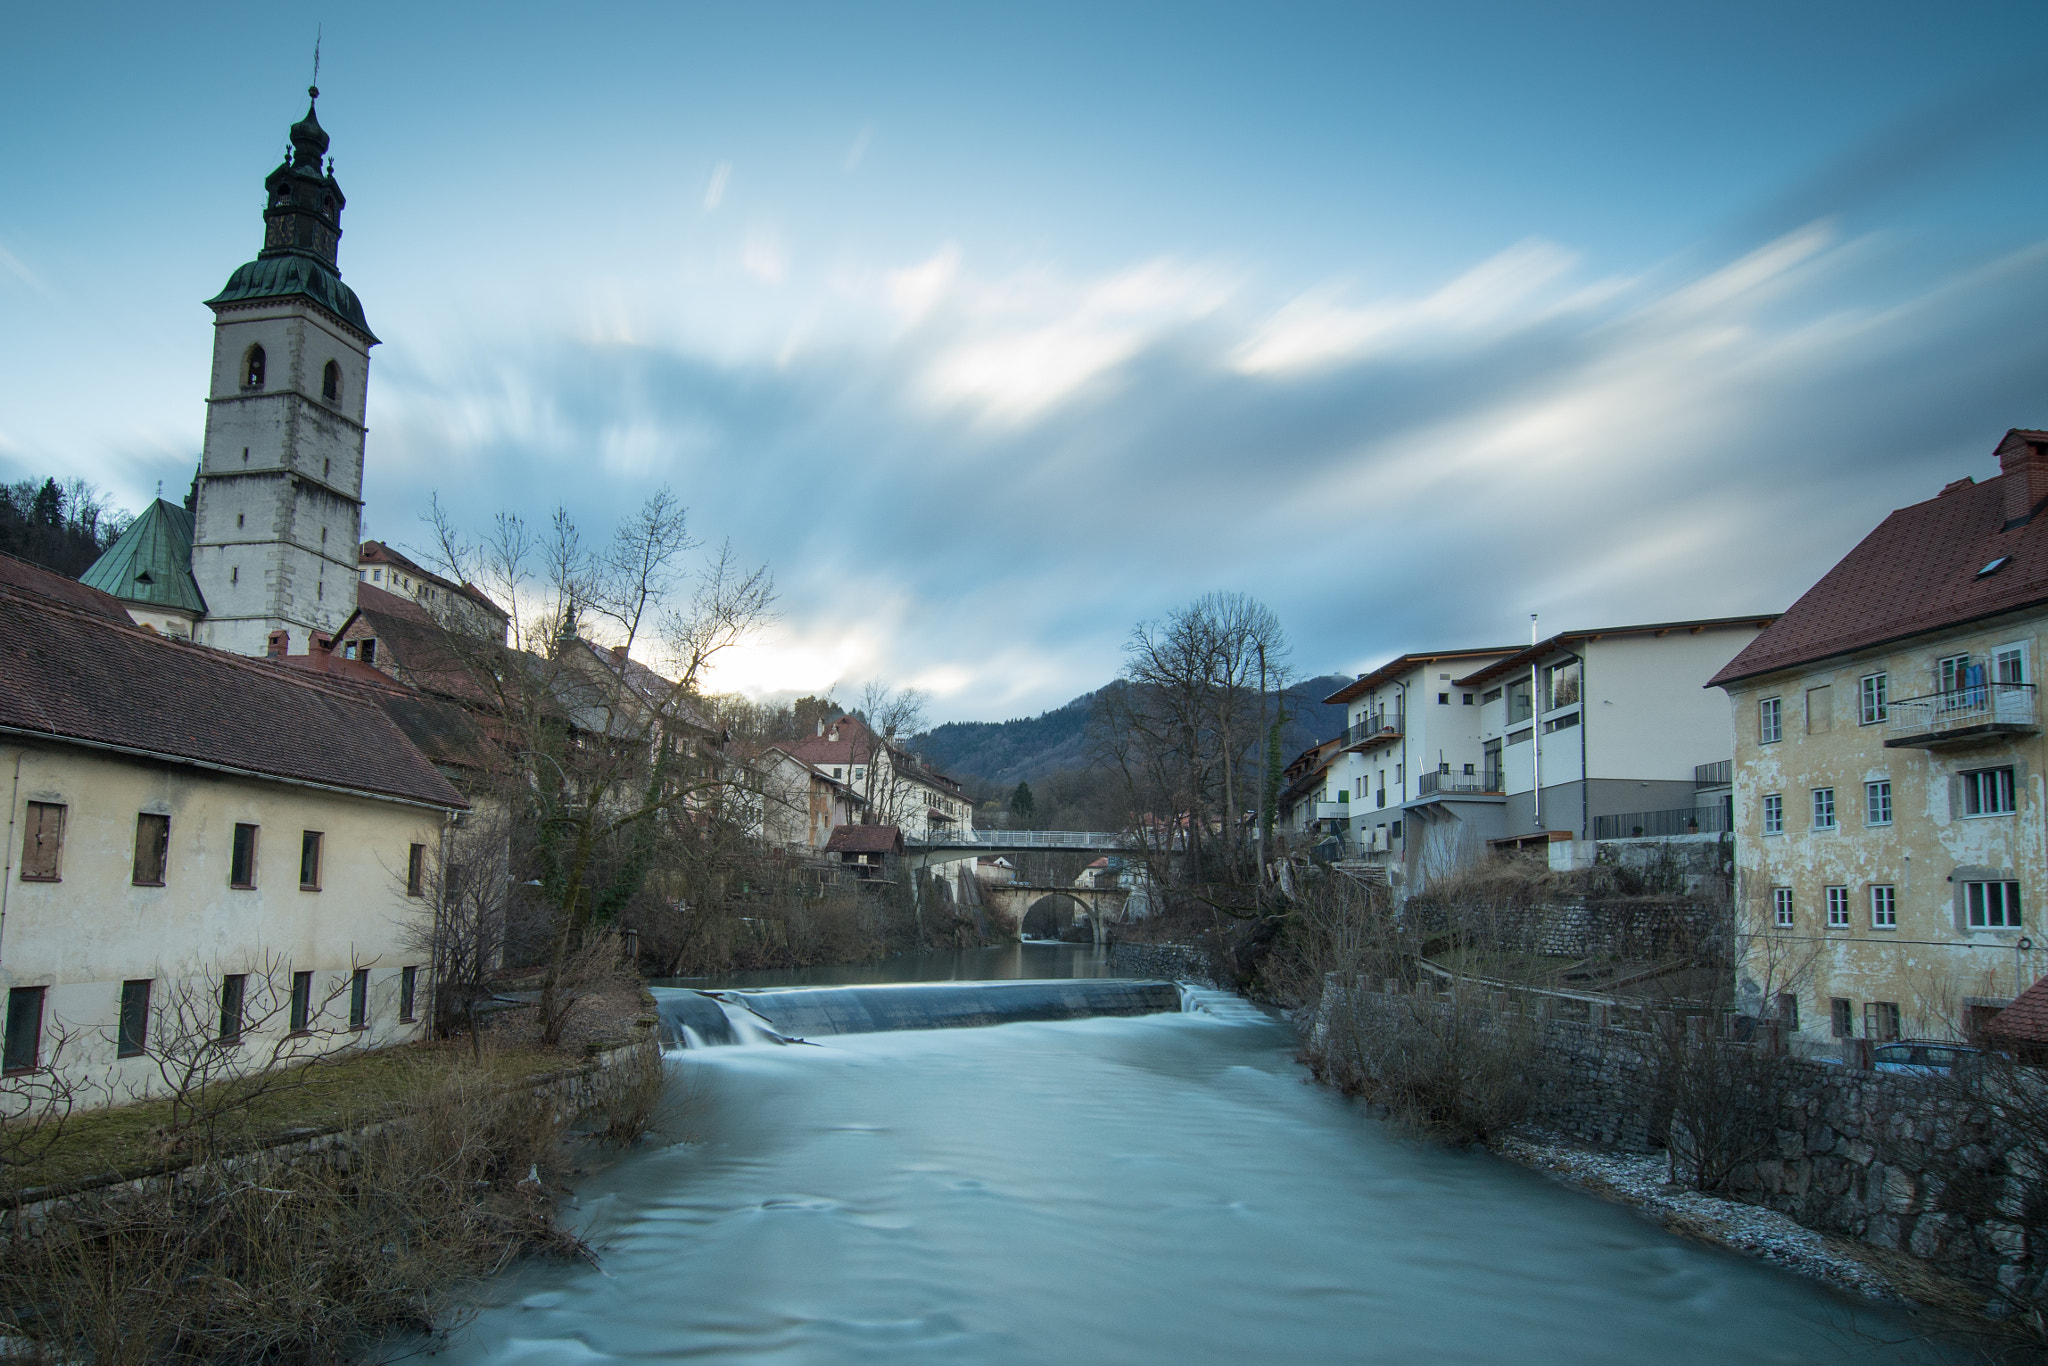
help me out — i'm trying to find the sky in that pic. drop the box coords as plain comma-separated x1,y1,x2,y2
5,3,2048,723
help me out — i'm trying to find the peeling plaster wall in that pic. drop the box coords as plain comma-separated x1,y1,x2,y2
1724,611,2048,1041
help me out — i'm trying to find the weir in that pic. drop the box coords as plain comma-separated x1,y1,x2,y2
652,978,1182,1046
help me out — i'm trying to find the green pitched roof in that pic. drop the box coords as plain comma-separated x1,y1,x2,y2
207,254,377,342
79,500,207,616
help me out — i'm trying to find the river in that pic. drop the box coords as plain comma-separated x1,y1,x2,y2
433,945,1948,1364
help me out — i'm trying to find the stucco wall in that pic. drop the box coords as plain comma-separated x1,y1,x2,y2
2,740,440,1101
1723,609,2048,1041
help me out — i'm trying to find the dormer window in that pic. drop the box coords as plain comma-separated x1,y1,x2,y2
322,360,341,402
242,345,266,390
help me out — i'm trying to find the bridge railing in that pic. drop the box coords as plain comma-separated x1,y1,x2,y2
904,829,1139,850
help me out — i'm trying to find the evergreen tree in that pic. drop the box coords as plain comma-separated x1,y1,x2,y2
30,478,62,528
1008,780,1036,822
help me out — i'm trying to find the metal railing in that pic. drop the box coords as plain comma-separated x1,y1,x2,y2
909,829,1134,850
1694,759,1732,788
1417,770,1499,797
1313,801,1352,822
1593,804,1732,840
1885,682,2038,742
1345,710,1404,746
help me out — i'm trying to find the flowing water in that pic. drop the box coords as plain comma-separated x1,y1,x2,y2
436,945,1949,1364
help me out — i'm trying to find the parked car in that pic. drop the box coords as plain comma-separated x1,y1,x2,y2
1872,1041,1985,1074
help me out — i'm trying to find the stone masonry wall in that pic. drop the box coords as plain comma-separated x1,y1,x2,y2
1105,941,1222,989
1317,987,2038,1306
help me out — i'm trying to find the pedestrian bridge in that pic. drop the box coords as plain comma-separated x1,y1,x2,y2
904,830,1139,855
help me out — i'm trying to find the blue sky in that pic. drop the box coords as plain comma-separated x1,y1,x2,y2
6,3,2048,720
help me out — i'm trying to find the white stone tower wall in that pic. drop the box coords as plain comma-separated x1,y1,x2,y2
191,300,369,656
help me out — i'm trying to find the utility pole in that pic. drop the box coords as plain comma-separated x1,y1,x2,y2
1529,614,1542,833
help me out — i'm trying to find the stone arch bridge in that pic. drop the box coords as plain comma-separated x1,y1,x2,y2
978,883,1133,942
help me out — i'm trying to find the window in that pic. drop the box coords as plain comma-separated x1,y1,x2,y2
1463,693,1474,705
1543,659,1581,711
1482,687,1502,704
1811,788,1836,830
1826,885,1850,928
1438,693,1449,705
4,987,44,1074
1507,682,1533,724
20,801,64,881
242,344,266,390
230,823,259,888
1390,821,1403,840
1995,644,2027,685
1806,685,1832,734
399,966,418,1023
1961,767,2017,816
1773,886,1794,928
1965,880,2023,928
219,975,246,1044
299,831,323,890
1865,781,1892,827
359,639,375,665
350,968,370,1029
118,980,151,1058
289,971,314,1033
132,812,170,885
1864,1001,1901,1042
1759,696,1782,744
1542,712,1580,733
1859,672,1888,725
1774,993,1800,1029
321,359,341,402
1830,998,1853,1038
1762,793,1784,836
1871,884,1897,929
1506,727,1532,747
1939,654,1971,695
407,843,426,897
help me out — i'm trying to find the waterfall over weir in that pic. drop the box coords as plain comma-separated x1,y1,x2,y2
652,978,1184,1047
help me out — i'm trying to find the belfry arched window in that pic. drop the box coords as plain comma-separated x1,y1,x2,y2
242,345,266,390
322,360,341,402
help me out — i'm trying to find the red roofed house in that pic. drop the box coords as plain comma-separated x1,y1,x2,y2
0,556,465,1101
1710,429,2048,1047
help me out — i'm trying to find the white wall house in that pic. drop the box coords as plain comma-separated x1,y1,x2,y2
1319,646,1520,891
1459,617,1777,863
0,562,464,1103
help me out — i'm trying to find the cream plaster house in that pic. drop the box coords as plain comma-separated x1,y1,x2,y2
0,559,464,1102
1713,431,2048,1044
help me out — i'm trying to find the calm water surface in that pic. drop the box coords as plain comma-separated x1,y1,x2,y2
442,946,1947,1364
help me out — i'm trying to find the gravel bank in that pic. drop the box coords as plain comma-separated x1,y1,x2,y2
1493,1131,1907,1302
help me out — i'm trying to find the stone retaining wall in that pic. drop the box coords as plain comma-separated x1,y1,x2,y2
1105,941,1222,988
1317,986,2037,1307
1401,895,1728,962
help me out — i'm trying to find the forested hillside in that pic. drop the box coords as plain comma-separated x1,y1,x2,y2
917,674,1355,786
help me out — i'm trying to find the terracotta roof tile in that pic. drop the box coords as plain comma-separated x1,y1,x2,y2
0,580,464,809
0,550,130,622
1986,975,2048,1045
825,823,903,854
1712,434,2048,687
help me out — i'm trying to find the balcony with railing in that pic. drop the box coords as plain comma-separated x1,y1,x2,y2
1593,803,1733,840
1312,800,1353,824
1883,682,2039,749
1343,708,1404,751
1416,769,1503,798
1694,759,1732,789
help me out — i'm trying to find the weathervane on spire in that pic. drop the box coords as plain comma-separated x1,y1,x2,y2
310,24,322,100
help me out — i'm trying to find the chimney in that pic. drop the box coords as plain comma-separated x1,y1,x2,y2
266,629,289,658
828,724,839,742
611,644,629,662
816,718,825,737
1998,430,2048,526
312,632,335,654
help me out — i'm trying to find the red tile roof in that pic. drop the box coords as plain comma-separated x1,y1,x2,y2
824,823,903,854
1712,431,2048,687
0,550,131,622
1985,975,2048,1045
0,571,465,810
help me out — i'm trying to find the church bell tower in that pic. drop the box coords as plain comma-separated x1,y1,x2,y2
190,86,376,657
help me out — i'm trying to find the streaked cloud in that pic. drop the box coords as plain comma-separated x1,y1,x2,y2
703,162,731,211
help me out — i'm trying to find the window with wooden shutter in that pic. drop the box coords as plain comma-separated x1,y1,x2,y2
19,802,63,882
132,813,169,886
